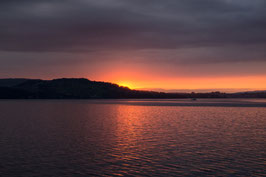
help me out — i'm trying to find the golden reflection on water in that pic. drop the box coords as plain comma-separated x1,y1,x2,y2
114,105,145,157
107,105,153,175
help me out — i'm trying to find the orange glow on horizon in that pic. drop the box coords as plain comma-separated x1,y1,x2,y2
98,70,266,91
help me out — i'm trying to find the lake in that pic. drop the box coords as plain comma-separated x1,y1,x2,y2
0,99,265,176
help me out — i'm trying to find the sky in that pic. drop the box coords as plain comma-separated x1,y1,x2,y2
0,0,266,91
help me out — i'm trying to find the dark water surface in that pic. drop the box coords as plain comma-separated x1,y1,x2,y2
0,99,265,176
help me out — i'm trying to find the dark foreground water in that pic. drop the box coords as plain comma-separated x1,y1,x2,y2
0,99,265,176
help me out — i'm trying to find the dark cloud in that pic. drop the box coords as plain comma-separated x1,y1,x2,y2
0,0,266,65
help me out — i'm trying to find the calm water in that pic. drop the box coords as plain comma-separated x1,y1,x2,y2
0,99,265,176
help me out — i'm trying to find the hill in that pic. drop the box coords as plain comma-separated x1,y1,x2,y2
0,78,265,99
0,78,169,99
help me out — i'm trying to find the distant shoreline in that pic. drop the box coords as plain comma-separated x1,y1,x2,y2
0,78,266,99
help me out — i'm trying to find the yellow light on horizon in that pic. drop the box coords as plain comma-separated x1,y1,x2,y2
117,81,134,89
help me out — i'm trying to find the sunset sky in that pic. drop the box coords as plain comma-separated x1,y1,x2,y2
1,0,266,92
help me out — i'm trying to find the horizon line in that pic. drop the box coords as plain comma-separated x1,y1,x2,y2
1,77,266,94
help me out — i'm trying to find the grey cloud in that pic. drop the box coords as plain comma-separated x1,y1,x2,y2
0,0,266,63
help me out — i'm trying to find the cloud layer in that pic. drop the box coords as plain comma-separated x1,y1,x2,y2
0,0,266,81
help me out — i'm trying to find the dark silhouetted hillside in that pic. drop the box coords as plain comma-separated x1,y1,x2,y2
0,78,265,99
0,78,167,99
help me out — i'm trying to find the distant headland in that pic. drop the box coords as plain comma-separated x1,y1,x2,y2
0,78,265,99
